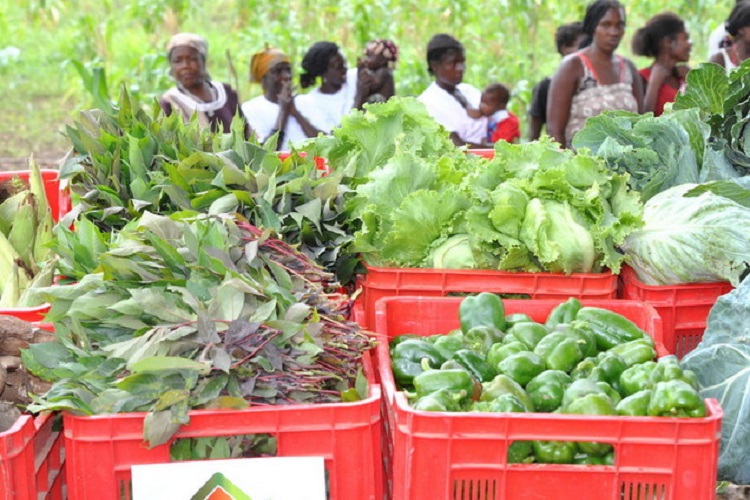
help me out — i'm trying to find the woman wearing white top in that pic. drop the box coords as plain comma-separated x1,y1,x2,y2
294,41,373,135
417,34,487,148
241,46,319,150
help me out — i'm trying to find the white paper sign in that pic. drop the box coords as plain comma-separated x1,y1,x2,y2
131,456,326,500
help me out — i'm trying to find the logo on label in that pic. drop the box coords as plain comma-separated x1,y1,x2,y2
191,472,253,500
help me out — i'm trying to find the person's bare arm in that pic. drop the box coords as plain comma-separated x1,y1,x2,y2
627,59,645,114
376,68,395,100
289,97,325,139
641,66,668,114
546,57,581,147
352,67,376,109
528,116,544,141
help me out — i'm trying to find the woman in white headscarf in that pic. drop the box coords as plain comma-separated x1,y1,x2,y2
159,32,249,136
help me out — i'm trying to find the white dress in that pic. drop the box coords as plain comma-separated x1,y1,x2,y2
295,71,358,134
241,95,309,150
418,81,487,144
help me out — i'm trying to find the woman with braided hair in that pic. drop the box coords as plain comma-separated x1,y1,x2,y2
294,41,373,135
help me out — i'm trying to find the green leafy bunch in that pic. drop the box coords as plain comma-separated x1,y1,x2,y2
346,134,643,274
61,86,351,279
24,212,372,446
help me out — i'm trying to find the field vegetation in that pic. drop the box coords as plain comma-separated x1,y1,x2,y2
0,0,728,166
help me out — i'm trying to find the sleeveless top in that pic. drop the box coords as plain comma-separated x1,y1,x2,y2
565,53,638,147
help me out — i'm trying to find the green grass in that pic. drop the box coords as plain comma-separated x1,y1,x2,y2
0,0,727,166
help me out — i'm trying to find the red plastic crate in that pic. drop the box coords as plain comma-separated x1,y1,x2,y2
0,412,66,500
373,296,721,500
620,265,734,358
0,169,65,222
63,352,382,500
466,148,495,158
0,303,51,324
277,151,329,173
357,263,619,329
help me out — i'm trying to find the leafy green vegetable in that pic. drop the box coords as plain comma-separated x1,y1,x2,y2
682,277,750,483
622,184,750,285
25,213,373,446
571,110,702,200
346,132,642,274
60,86,352,280
673,61,750,178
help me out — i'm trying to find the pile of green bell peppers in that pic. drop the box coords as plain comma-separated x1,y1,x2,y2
389,294,708,465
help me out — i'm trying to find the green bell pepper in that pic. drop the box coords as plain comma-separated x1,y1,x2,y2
532,440,578,464
459,293,506,334
591,351,628,387
561,379,607,409
570,356,599,380
563,392,616,456
647,380,707,418
507,441,534,464
412,388,462,412
595,381,622,406
470,393,527,413
497,351,546,386
389,334,421,349
607,339,656,367
526,370,571,412
452,349,496,382
392,358,425,389
507,322,549,350
649,355,700,390
413,368,475,404
480,374,535,411
487,341,528,372
615,389,652,417
391,339,447,387
545,297,582,329
563,392,616,416
576,307,651,350
573,451,614,465
533,331,584,373
505,313,534,328
464,325,504,354
558,321,598,358
619,361,657,397
432,334,466,361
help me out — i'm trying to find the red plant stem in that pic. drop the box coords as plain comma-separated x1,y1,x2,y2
231,329,281,368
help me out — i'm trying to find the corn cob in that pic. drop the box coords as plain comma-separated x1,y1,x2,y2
8,193,37,270
0,190,26,236
27,156,49,223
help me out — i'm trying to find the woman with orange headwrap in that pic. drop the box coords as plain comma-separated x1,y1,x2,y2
241,46,320,150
